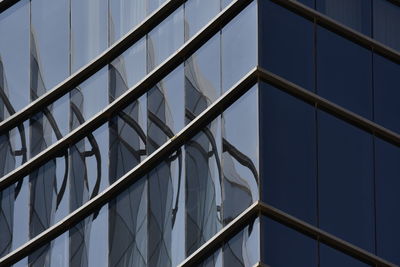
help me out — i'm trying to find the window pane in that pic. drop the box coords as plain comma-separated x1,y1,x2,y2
317,26,372,119
259,0,314,90
373,53,400,134
317,0,371,36
222,86,259,225
260,83,317,224
375,138,400,266
221,1,257,92
261,217,317,267
318,111,375,254
373,0,400,52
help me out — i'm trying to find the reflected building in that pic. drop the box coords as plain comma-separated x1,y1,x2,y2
1,0,400,267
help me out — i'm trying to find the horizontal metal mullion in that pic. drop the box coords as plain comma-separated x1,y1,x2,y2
0,0,186,135
0,0,20,13
270,0,400,65
178,202,260,267
179,201,397,267
258,67,400,148
0,0,254,191
258,202,397,267
0,67,258,267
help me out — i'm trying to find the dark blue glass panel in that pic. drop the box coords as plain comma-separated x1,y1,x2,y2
259,0,314,90
375,138,400,265
317,0,371,36
261,217,317,267
317,26,372,119
318,111,374,256
374,53,400,134
260,83,317,224
320,244,369,267
374,0,400,52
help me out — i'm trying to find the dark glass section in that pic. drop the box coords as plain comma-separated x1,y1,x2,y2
320,244,369,267
375,138,400,265
317,26,372,119
261,217,317,267
374,53,400,134
318,111,375,258
147,66,185,267
317,0,371,36
260,83,317,224
185,35,222,255
221,1,257,92
259,0,314,90
222,86,258,225
373,0,400,52
223,217,260,267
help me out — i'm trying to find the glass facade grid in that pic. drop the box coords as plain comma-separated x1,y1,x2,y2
1,0,400,266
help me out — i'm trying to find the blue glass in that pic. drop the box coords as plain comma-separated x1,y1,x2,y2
0,0,30,257
261,217,317,267
320,244,369,267
109,0,147,44
260,83,317,224
375,138,400,265
374,0,400,52
317,26,372,119
318,111,375,255
317,0,371,36
184,0,220,40
259,0,314,90
221,1,257,92
222,86,259,225
374,53,400,134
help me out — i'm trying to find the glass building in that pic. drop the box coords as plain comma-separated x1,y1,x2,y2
0,0,400,266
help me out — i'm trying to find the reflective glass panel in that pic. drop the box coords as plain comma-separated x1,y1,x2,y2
317,0,371,36
318,111,375,254
317,26,372,119
259,0,314,90
373,0,400,52
260,83,317,224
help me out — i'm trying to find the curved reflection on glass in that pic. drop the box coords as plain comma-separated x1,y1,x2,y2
222,86,259,225
185,35,222,255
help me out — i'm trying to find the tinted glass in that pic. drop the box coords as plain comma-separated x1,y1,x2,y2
317,26,372,119
259,0,314,90
375,138,400,265
318,111,375,254
221,1,257,92
261,217,317,267
222,86,259,225
374,53,400,134
317,0,371,36
260,83,317,224
374,0,400,52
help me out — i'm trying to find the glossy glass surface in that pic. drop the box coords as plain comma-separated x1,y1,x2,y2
221,1,257,92
222,86,259,225
317,0,371,36
223,217,260,267
259,0,314,90
318,111,375,254
373,53,400,134
184,0,220,41
261,217,317,267
147,7,184,72
320,244,369,267
0,0,30,259
375,138,400,266
260,83,317,224
317,26,372,119
185,35,222,255
373,0,400,52
109,0,147,44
